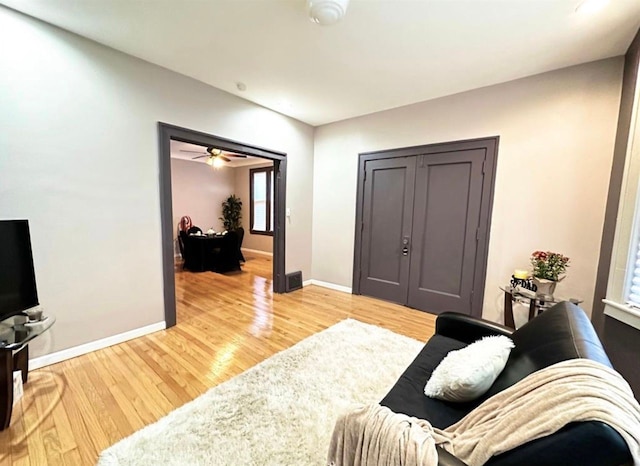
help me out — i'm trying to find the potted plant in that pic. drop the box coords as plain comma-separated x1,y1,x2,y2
530,250,570,296
220,195,242,231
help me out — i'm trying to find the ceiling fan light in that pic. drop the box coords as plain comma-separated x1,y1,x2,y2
206,157,214,166
212,157,225,168
308,0,349,25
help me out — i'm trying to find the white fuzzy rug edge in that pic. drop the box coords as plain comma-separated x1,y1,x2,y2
97,318,424,466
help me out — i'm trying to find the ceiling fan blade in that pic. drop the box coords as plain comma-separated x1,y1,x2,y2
219,155,231,162
181,149,207,154
192,155,207,160
226,154,247,158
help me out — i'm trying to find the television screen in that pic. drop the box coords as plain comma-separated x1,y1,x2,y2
0,220,39,320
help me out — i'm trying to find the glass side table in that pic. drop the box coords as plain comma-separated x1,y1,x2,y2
500,285,581,329
0,313,56,430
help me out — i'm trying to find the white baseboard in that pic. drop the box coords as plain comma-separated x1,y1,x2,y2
241,248,273,257
29,321,167,370
305,279,352,294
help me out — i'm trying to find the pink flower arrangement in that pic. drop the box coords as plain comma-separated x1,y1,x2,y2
530,251,570,281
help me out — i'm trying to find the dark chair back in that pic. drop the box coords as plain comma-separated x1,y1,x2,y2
211,232,241,273
177,231,186,258
235,227,245,262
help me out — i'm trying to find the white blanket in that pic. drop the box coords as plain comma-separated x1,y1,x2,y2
327,359,640,466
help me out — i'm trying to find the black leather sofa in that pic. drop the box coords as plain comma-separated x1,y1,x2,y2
380,301,633,466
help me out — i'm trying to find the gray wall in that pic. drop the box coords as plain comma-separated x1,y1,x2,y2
234,162,274,253
171,159,236,237
313,58,624,324
0,7,314,356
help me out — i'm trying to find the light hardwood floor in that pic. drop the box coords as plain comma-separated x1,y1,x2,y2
0,253,436,465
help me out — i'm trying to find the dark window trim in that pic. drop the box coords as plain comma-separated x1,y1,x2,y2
249,166,274,236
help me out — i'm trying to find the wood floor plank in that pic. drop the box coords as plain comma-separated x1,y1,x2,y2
2,253,436,465
102,345,172,420
43,372,77,456
6,401,28,465
61,448,82,466
54,389,96,466
88,350,155,429
57,364,110,462
20,381,47,466
29,371,68,463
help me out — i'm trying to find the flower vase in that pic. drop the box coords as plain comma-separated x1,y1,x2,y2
533,278,557,297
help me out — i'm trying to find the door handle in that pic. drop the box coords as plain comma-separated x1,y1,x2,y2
402,237,410,256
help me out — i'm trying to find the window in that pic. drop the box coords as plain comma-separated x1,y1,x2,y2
627,231,640,307
624,174,640,308
604,61,640,328
250,166,274,235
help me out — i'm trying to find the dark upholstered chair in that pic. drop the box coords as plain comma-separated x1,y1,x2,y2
235,227,245,262
178,230,188,259
210,231,241,273
187,226,202,235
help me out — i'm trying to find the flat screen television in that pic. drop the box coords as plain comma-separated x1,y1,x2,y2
0,220,39,320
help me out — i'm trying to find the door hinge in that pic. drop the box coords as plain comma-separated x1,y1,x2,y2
363,170,367,182
361,221,365,232
476,227,480,241
419,155,425,168
482,159,487,175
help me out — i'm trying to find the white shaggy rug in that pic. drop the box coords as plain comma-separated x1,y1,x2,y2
97,319,424,466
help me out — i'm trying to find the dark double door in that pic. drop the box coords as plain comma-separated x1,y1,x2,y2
356,140,496,316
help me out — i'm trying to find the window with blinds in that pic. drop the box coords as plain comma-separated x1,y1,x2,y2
626,203,640,308
250,166,274,236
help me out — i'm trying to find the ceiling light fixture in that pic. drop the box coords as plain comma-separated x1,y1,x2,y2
308,0,349,26
575,0,609,14
212,157,225,168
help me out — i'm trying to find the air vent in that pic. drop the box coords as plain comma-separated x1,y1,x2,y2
285,271,303,292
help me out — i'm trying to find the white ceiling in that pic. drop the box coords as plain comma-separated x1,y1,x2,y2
170,141,269,168
3,0,640,126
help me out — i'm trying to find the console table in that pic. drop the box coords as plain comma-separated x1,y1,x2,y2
501,286,581,329
0,313,55,430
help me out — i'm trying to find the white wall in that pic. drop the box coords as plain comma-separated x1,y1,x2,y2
171,159,235,237
313,58,624,323
0,7,314,356
234,162,274,253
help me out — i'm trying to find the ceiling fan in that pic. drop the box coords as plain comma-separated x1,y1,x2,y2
180,146,247,166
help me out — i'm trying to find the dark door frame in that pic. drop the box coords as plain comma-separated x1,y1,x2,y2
158,122,287,328
352,136,499,317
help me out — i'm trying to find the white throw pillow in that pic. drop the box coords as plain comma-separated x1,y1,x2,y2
424,335,514,402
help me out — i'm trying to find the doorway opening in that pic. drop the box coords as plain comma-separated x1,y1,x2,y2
158,123,287,327
352,137,498,317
